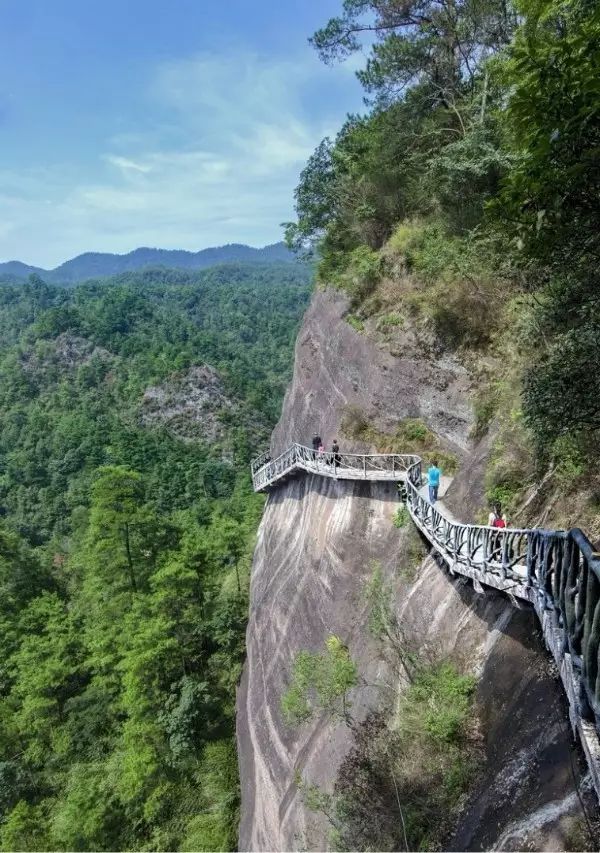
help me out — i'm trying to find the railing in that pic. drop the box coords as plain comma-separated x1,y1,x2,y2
251,443,420,492
251,450,272,476
251,445,600,796
404,470,532,590
403,457,600,736
529,527,600,728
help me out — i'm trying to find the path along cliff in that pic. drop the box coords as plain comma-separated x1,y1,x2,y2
237,288,597,851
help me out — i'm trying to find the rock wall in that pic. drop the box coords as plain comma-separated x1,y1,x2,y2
271,288,473,456
237,287,594,851
237,475,402,851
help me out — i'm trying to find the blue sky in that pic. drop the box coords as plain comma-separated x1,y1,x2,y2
0,0,365,267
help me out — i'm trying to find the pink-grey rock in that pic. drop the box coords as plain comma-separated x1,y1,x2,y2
237,287,595,852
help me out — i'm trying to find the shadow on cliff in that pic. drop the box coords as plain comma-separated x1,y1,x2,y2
264,472,401,506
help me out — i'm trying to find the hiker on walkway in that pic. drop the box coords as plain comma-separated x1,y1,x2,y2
331,439,341,467
488,502,508,564
312,434,322,461
317,442,325,462
427,459,441,504
488,503,507,528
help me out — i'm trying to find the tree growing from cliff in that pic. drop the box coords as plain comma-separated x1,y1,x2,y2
296,663,479,852
281,635,358,725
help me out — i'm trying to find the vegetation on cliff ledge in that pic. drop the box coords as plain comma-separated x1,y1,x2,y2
286,0,600,531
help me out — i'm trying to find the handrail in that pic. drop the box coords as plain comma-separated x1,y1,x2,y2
250,444,600,798
251,443,420,492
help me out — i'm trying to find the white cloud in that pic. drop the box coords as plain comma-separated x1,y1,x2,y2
105,155,153,174
0,49,362,267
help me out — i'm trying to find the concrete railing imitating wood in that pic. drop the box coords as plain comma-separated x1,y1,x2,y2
251,442,420,492
251,445,600,800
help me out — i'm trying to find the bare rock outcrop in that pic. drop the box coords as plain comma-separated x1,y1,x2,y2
19,333,113,374
139,364,234,443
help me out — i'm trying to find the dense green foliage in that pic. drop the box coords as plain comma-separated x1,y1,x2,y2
0,263,311,850
297,663,478,851
287,0,600,465
280,635,358,725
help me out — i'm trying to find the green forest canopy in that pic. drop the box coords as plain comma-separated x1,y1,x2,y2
0,262,311,850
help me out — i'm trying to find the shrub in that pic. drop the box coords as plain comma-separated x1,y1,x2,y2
399,418,429,444
363,564,421,681
328,245,383,304
484,424,531,517
472,385,499,438
345,314,364,332
386,220,506,350
393,505,410,528
403,663,476,744
376,311,403,330
552,435,586,487
340,405,370,440
363,562,394,640
300,661,480,852
340,415,459,474
281,636,358,725
387,219,426,259
399,526,428,583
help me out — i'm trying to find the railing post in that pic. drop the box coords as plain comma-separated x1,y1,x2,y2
363,456,366,479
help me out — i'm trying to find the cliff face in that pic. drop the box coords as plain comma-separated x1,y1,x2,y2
237,288,593,852
271,288,472,455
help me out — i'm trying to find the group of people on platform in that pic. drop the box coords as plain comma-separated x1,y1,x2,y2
312,434,341,466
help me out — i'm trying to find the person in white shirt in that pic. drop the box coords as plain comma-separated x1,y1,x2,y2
488,502,507,528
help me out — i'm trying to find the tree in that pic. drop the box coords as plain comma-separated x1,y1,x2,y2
284,138,338,254
86,466,149,595
8,591,86,763
497,0,600,448
498,0,600,277
311,0,517,105
281,635,358,725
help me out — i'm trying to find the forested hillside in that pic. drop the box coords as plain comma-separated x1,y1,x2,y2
285,0,600,535
0,263,311,850
0,242,295,286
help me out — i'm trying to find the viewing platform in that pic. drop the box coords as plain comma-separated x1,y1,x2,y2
250,442,420,492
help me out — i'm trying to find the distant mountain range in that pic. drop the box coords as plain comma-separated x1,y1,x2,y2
0,242,297,285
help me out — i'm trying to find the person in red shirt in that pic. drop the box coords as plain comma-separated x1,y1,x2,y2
488,502,507,528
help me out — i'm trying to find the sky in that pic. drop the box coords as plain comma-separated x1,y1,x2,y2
0,0,365,268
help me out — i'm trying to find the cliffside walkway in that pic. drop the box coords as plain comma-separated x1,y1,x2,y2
251,444,600,800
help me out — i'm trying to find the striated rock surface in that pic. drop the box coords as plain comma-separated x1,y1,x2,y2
237,287,594,851
238,475,402,850
272,288,473,455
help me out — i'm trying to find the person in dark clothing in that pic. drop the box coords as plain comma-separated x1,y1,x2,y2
331,439,341,468
312,434,322,461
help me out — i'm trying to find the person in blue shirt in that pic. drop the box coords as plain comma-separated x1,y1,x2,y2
427,459,441,504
